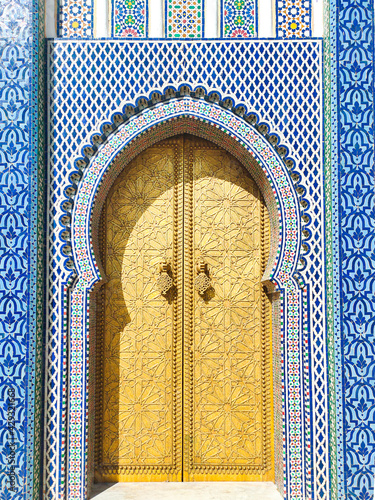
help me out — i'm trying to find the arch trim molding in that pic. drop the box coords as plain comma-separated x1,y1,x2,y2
73,99,301,286
70,98,303,499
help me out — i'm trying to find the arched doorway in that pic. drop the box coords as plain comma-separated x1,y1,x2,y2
56,99,314,500
94,134,274,482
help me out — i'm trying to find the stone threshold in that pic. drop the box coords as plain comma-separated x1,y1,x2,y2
90,482,283,500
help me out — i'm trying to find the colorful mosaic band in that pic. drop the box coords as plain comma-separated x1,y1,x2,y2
221,0,257,38
112,0,147,37
59,0,94,37
276,0,312,38
166,0,204,38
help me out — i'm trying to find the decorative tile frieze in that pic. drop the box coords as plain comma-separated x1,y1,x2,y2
166,0,204,38
276,0,312,38
58,0,94,37
221,0,256,38
112,0,147,37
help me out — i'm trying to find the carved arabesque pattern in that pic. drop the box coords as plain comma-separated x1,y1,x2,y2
96,142,183,480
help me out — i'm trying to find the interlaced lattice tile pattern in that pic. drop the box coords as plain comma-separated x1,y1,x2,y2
47,39,327,500
333,1,375,498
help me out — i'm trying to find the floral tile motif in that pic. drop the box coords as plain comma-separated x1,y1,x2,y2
276,0,312,38
335,1,375,499
166,0,203,38
221,0,256,38
112,0,147,37
0,0,45,497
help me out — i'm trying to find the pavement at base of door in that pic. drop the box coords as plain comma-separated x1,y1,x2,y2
90,482,283,500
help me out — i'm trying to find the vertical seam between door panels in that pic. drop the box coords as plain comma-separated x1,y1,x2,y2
181,136,186,481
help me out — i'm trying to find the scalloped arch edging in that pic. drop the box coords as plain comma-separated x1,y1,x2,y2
60,86,311,281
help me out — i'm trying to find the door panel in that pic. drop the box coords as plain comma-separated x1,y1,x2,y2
183,138,273,481
95,135,273,483
95,141,183,482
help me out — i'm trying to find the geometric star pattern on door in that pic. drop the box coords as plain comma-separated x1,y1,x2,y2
97,144,177,475
96,135,273,481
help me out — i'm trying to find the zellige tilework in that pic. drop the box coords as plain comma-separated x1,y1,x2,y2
46,39,327,500
68,101,301,498
323,1,343,499
58,0,94,37
112,0,147,37
221,0,257,38
0,0,45,497
2,0,375,499
276,0,312,38
336,1,375,498
166,0,204,38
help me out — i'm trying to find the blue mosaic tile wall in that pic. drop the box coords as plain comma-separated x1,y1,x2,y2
0,0,374,497
0,0,45,497
333,1,375,498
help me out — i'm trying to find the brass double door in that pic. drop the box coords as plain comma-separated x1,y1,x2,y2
95,135,274,483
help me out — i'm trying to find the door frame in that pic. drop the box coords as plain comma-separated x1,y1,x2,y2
94,134,275,483
45,95,329,500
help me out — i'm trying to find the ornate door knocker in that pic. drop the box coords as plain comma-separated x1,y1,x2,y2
156,261,174,296
194,260,211,295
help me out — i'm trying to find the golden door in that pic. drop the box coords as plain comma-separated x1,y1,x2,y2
95,135,273,483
